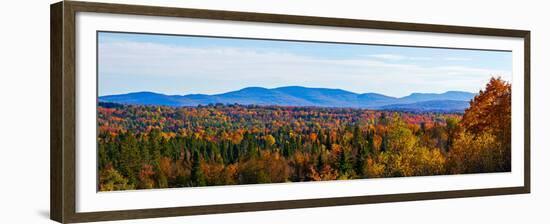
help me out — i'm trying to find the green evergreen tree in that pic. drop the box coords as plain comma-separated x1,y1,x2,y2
98,143,108,169
352,124,362,150
338,149,352,176
191,150,206,186
119,133,140,185
366,130,374,155
381,133,388,152
355,147,366,176
316,152,326,172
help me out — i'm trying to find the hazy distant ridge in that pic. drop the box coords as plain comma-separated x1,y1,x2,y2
99,86,475,112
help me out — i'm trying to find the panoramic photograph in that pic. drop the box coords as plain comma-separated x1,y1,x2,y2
96,31,512,191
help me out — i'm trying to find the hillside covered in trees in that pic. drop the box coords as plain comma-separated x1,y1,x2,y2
97,78,511,191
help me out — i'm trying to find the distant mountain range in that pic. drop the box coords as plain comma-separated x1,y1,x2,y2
99,86,475,112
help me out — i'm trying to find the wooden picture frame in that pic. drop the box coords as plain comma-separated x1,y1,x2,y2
51,1,530,223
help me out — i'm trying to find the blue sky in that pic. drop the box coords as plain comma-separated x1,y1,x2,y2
98,31,512,97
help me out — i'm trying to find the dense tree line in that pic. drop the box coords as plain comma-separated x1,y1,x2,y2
98,78,511,191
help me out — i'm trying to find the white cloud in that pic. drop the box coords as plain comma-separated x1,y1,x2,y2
99,41,511,97
444,57,471,61
367,54,433,61
409,56,432,61
367,54,406,60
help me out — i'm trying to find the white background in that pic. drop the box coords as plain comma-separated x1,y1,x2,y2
0,0,547,223
76,11,525,212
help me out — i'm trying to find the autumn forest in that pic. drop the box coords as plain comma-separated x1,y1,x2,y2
97,78,511,191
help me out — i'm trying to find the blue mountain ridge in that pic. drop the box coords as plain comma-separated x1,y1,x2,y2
99,86,476,112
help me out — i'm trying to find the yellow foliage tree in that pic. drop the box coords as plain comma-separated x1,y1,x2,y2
99,166,135,191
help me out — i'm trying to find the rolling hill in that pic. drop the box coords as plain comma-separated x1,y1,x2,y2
380,100,471,113
99,86,475,112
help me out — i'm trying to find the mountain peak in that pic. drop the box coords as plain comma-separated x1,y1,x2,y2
239,86,269,91
445,90,470,94
274,86,307,90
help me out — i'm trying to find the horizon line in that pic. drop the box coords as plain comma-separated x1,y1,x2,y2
99,85,477,98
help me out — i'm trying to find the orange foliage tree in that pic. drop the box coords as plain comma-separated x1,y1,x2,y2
449,77,511,173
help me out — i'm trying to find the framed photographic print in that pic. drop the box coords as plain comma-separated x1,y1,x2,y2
50,1,530,223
